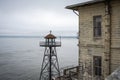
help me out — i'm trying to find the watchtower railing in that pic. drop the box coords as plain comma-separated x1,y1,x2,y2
40,42,61,47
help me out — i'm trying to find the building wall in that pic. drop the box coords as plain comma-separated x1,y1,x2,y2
78,3,105,46
78,3,106,79
110,0,120,72
78,1,120,79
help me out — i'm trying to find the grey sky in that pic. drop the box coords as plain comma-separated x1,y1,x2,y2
0,0,90,36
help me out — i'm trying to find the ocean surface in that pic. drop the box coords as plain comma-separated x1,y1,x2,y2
0,37,78,80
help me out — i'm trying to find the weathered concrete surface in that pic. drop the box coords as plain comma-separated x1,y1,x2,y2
106,67,120,80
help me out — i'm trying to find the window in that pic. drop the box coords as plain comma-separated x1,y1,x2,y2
93,56,102,76
93,16,102,37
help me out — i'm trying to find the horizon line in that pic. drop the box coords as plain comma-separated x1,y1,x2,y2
0,35,78,38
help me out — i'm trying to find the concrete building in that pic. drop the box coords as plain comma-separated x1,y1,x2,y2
66,0,120,80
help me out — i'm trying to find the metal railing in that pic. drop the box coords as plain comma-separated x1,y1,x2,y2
40,42,61,47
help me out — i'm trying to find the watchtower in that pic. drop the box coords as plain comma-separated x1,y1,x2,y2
39,31,61,80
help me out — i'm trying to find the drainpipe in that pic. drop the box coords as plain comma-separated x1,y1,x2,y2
73,10,79,16
73,10,80,65
108,0,112,75
73,10,81,80
107,0,112,75
104,0,112,78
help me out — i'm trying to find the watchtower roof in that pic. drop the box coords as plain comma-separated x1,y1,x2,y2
44,33,56,39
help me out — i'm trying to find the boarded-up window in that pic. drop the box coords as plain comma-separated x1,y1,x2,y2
93,56,102,76
93,16,102,37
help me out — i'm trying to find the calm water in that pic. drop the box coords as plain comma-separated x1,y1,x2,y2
0,37,78,80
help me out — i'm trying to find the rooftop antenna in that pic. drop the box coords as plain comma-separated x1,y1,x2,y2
50,30,52,34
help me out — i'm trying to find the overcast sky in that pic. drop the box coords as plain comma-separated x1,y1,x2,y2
0,0,90,36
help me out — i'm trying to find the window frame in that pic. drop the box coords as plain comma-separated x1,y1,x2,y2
93,56,102,76
93,15,102,38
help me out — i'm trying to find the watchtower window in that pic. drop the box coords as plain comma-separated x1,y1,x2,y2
93,56,102,76
93,16,102,37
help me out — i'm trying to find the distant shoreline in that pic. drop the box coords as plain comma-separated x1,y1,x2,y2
0,36,78,39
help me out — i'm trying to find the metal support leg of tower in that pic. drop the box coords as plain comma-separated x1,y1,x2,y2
39,47,61,80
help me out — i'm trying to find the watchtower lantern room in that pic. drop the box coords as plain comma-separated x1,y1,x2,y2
40,31,61,47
